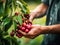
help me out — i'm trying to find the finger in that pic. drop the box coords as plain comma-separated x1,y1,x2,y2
29,12,35,22
31,24,41,28
18,30,27,36
29,16,33,22
31,25,41,28
19,30,34,37
18,30,31,38
31,25,36,28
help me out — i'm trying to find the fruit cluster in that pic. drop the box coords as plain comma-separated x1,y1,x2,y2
10,12,32,38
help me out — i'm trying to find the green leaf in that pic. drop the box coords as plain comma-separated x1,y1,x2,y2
2,17,12,32
0,2,4,17
17,0,26,13
5,0,13,16
3,17,10,26
16,15,22,25
5,20,12,32
19,0,27,5
16,0,30,14
12,0,16,11
19,0,30,14
13,21,17,31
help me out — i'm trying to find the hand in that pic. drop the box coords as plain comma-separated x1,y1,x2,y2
29,11,37,22
19,25,48,39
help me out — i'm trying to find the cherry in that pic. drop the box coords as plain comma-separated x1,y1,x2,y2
26,25,31,30
16,32,23,38
19,34,23,37
12,30,15,32
24,14,30,19
17,25,22,30
28,21,32,24
28,23,32,26
25,29,29,33
16,33,20,38
22,22,26,27
21,27,25,32
25,20,29,24
15,12,19,16
25,20,32,24
26,15,30,19
24,14,27,17
10,31,15,37
16,30,21,34
24,14,29,17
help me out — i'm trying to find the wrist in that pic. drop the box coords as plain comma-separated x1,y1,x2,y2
30,11,40,20
41,26,51,34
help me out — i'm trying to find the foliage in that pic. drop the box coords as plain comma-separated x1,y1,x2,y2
0,0,30,45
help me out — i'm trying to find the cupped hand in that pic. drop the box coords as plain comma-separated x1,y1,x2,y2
19,25,47,39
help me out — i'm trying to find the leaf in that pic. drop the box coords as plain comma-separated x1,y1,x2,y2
16,0,30,14
12,0,16,11
18,0,27,5
3,17,10,26
5,20,12,32
13,21,17,31
19,0,30,14
0,2,4,17
2,17,12,32
5,0,13,16
16,15,22,25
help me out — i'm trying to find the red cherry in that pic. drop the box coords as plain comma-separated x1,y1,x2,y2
25,29,29,33
24,14,27,17
10,31,15,37
12,30,15,32
24,14,29,17
26,15,30,19
25,20,29,24
16,32,23,38
24,14,30,19
19,33,23,37
15,12,19,16
16,30,21,34
28,23,32,26
22,23,26,27
26,25,31,30
16,32,19,36
17,25,22,30
21,27,25,31
28,21,32,24
10,30,15,37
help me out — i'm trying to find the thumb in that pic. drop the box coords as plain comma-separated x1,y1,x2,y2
31,25,36,28
29,15,33,22
29,12,35,22
31,25,41,28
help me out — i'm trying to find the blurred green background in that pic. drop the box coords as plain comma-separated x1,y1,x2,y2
17,0,46,45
